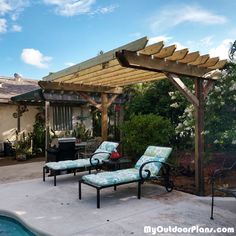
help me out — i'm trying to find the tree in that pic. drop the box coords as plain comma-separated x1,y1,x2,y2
175,42,236,151
123,42,236,151
124,79,188,126
121,114,175,157
229,40,236,61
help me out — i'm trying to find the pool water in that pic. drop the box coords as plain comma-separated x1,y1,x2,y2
0,215,36,236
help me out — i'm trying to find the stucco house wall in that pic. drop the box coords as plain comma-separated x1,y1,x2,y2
0,76,40,152
0,104,39,142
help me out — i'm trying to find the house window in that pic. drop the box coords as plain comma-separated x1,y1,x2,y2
53,105,72,131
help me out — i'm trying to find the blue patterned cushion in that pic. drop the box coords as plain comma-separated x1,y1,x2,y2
45,159,94,170
82,168,146,186
91,141,119,163
98,141,119,153
45,141,119,170
135,146,172,176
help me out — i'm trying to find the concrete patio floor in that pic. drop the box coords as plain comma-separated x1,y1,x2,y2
0,162,235,236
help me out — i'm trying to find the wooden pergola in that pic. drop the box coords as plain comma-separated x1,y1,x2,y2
40,37,227,195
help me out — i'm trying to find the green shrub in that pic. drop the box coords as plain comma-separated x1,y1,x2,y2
121,114,175,158
72,123,92,141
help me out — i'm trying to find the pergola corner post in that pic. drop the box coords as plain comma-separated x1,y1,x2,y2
166,73,205,195
194,78,205,196
45,101,50,161
17,105,21,133
16,105,21,142
101,93,108,141
78,92,119,141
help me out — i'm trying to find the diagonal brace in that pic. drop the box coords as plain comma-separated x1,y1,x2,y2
203,81,214,98
166,73,199,107
107,94,119,108
79,92,102,111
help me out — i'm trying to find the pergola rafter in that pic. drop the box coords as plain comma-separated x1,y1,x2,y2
40,36,227,195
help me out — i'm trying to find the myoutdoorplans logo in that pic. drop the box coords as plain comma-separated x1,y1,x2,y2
144,225,235,234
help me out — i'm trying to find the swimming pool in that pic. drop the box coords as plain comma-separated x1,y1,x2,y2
0,210,49,236
0,215,35,236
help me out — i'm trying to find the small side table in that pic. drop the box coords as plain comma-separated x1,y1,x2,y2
102,158,132,171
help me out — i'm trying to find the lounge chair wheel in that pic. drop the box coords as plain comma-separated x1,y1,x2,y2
165,180,174,192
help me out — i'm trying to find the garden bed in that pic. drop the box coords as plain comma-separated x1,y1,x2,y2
172,151,236,196
0,156,45,167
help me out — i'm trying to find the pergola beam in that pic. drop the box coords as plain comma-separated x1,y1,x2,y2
116,50,211,78
39,81,123,94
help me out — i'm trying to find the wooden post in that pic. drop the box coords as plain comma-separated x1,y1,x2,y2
16,105,21,142
119,105,124,156
166,73,205,195
194,79,205,196
17,105,21,133
45,101,50,161
101,93,108,141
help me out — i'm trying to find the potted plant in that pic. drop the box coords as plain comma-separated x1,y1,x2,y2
13,132,33,161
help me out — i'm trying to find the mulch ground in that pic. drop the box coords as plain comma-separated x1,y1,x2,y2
0,156,45,167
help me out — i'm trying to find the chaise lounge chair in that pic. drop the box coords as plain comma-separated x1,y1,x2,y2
79,146,174,208
43,141,119,186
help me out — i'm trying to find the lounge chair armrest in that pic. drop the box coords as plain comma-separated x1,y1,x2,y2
211,160,236,182
89,152,111,166
139,160,172,181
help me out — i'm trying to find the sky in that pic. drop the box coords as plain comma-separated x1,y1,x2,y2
0,0,236,80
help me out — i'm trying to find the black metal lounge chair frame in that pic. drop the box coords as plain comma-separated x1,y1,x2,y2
210,160,236,220
43,151,111,186
79,160,174,208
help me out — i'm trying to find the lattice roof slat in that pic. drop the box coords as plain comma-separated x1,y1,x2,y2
41,37,227,94
54,59,120,83
153,45,176,58
209,60,227,69
105,74,165,87
199,57,219,67
189,54,210,65
72,66,136,84
139,41,164,55
77,70,156,85
98,71,159,85
178,51,200,63
167,48,189,61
